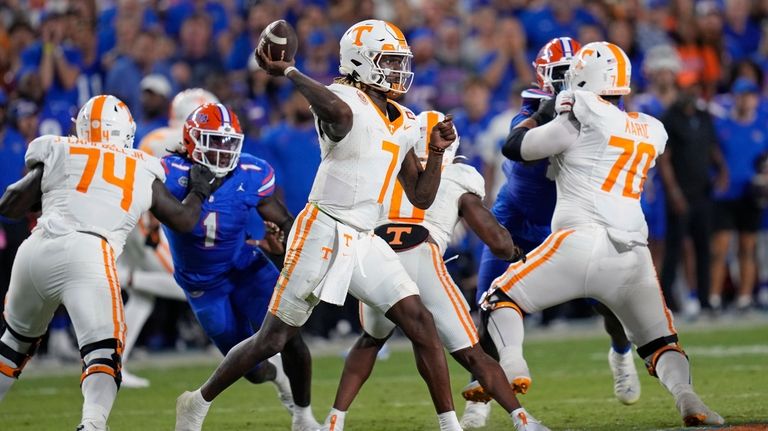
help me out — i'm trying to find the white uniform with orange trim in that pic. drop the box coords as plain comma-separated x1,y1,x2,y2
490,91,676,347
268,83,422,327
4,135,164,347
362,163,485,352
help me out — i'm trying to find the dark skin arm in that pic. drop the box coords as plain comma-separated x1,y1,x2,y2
398,116,457,209
149,164,221,233
458,192,525,262
0,165,43,220
256,195,294,243
255,50,352,141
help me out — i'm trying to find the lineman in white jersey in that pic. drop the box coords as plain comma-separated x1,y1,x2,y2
319,110,547,431
487,42,724,427
118,89,219,388
177,19,533,431
0,95,219,430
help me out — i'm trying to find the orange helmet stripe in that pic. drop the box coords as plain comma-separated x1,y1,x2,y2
605,43,628,88
385,21,407,47
89,95,107,142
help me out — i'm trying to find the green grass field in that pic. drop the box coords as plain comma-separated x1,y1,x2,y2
3,321,767,430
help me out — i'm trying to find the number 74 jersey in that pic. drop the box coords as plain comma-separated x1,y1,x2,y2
550,91,668,237
24,135,165,256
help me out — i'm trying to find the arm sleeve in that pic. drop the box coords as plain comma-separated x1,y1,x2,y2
519,114,579,161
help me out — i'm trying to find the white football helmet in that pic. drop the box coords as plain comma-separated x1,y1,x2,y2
566,41,632,96
339,19,413,95
415,110,459,165
76,95,136,148
169,88,219,129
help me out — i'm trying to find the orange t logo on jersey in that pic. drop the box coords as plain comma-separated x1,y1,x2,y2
387,226,412,245
321,246,333,260
343,234,353,247
351,25,374,46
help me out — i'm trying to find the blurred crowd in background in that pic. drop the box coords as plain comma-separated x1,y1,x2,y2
1,0,768,359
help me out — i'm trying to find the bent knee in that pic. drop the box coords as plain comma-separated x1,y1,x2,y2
637,334,686,377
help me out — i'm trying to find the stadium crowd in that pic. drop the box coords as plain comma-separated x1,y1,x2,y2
1,0,768,355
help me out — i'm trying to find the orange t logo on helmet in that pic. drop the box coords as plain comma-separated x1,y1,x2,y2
351,25,374,46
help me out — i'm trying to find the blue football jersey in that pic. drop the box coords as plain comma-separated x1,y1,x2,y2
161,153,276,289
494,90,557,237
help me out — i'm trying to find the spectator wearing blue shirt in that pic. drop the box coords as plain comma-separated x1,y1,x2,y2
164,0,229,39
406,28,440,112
226,4,278,72
105,31,172,121
723,0,761,62
710,78,768,311
256,90,320,216
477,17,531,111
97,1,160,55
172,14,224,89
518,2,598,58
19,11,82,135
134,74,171,146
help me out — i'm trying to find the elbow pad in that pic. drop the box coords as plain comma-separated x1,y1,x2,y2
501,127,528,161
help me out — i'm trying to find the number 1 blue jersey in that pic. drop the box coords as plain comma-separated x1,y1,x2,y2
161,153,276,290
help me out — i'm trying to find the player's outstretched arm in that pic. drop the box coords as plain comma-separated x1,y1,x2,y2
150,165,219,232
0,165,43,219
255,50,352,141
398,115,456,209
256,195,294,245
459,192,525,262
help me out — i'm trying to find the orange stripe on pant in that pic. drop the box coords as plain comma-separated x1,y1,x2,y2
495,229,562,283
500,229,575,293
655,276,677,335
428,243,479,346
270,204,319,314
101,240,123,345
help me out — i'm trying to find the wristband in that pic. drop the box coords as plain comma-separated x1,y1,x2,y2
284,66,298,77
428,145,446,155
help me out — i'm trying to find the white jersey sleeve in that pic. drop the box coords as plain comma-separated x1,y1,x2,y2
520,114,580,161
25,135,56,168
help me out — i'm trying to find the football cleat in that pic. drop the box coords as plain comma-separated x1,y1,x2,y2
511,408,550,431
75,422,108,431
175,391,210,431
461,376,531,402
121,369,150,389
292,416,321,431
460,401,491,429
267,354,295,415
676,391,725,426
608,348,641,405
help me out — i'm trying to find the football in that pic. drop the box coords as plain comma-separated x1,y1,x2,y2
257,20,298,63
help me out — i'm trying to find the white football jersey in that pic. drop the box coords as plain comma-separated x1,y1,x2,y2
25,135,165,256
378,163,485,254
138,127,180,158
550,91,667,237
309,83,420,231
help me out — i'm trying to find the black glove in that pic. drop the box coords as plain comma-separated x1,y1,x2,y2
188,164,219,201
530,97,556,126
506,243,527,263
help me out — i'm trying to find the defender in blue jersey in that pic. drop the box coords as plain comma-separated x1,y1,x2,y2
161,103,319,430
462,38,641,428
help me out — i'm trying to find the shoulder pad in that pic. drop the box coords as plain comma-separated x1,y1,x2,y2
442,163,485,199
144,155,166,183
24,135,58,168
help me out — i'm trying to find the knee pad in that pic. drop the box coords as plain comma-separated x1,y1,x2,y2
0,326,42,379
80,338,123,388
637,334,686,377
479,290,524,322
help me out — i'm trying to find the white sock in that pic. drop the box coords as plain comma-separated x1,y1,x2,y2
437,411,461,430
654,350,692,398
293,404,315,422
81,373,118,427
122,290,155,362
325,408,346,429
488,308,526,377
0,373,16,402
192,388,211,406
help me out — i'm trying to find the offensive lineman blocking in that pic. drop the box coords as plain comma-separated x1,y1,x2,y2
0,95,219,430
489,42,724,427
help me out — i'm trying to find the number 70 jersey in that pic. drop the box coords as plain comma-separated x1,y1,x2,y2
24,135,165,256
550,91,668,237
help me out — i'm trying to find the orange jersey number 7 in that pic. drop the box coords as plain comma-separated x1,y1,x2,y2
70,147,137,211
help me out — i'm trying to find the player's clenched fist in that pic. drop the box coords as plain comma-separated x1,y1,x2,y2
189,164,221,200
555,90,574,115
429,114,456,154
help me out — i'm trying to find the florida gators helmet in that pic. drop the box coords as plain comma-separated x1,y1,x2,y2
183,103,244,178
533,37,582,94
339,20,413,96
